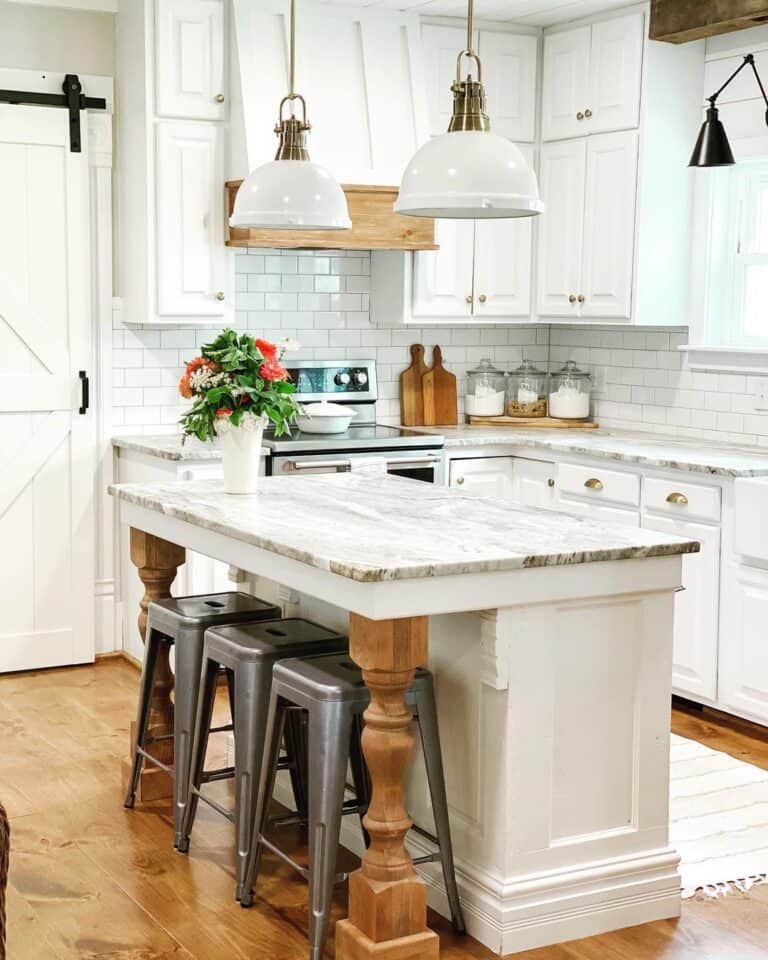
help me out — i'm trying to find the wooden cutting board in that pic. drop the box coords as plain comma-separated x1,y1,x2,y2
400,344,428,426
423,345,458,426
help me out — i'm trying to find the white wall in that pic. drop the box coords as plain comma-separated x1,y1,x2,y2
0,1,114,74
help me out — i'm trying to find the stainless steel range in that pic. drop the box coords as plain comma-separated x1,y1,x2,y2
263,359,445,483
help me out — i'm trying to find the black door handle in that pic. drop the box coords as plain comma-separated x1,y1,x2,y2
79,370,89,414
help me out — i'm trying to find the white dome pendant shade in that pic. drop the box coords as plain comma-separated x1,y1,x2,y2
229,0,350,232
395,0,543,221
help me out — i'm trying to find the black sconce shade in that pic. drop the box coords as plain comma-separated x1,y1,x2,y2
689,104,735,168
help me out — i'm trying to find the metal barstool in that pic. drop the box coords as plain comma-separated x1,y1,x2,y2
123,591,281,850
243,652,466,960
179,619,349,901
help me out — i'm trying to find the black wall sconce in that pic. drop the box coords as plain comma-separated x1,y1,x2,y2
690,54,768,167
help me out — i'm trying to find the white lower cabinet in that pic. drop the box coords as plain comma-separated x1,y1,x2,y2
643,513,720,702
719,562,768,725
556,495,640,527
449,456,557,505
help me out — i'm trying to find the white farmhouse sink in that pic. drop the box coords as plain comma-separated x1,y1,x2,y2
734,477,768,561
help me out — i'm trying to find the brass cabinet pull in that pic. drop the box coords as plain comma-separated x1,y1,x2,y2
569,294,577,303
666,492,689,506
465,295,473,304
584,478,603,491
576,111,584,120
578,294,585,303
215,93,226,103
547,478,555,488
584,108,592,118
216,291,226,301
478,294,487,303
456,476,465,485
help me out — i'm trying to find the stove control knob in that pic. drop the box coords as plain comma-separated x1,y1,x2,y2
353,371,368,385
334,372,351,386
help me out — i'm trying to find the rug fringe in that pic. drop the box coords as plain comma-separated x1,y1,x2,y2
684,874,768,899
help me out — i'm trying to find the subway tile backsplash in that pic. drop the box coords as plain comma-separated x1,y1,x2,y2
112,249,768,447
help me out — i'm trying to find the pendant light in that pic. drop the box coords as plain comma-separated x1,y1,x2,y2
229,0,351,230
689,53,768,168
395,0,543,220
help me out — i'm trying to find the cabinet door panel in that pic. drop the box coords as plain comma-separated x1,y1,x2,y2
588,12,644,136
450,457,515,498
643,514,720,702
156,121,229,318
510,458,558,510
581,130,638,319
719,562,768,725
537,139,586,317
413,219,474,318
479,31,537,142
542,26,591,142
422,23,467,138
156,0,226,120
474,146,533,318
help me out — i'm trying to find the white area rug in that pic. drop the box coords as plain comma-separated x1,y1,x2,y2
670,733,768,897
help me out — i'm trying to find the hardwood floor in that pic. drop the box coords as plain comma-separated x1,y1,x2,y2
1,659,768,959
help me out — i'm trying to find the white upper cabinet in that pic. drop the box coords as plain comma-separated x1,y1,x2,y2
478,31,537,143
537,139,587,317
541,26,591,142
155,0,227,121
538,130,637,320
587,14,644,136
233,0,428,186
422,24,537,142
413,219,475,319
581,130,638,319
155,122,229,318
473,215,533,318
542,12,643,142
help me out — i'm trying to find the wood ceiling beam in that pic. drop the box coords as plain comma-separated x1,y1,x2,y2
650,0,768,44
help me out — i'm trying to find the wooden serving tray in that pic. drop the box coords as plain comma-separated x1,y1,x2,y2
467,416,599,429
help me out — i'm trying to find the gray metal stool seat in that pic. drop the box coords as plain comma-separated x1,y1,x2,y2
243,653,466,960
124,591,281,851
179,618,348,901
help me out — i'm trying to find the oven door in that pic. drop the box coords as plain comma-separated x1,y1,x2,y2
272,453,444,484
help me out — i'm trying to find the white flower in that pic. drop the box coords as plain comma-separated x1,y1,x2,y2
278,337,301,358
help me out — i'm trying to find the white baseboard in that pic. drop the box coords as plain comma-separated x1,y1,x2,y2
272,778,679,956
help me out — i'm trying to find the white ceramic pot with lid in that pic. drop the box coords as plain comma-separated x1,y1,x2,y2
295,401,357,434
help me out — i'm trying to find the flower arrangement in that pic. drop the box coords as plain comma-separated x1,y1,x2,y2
179,329,300,442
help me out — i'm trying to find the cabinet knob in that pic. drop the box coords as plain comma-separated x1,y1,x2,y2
666,492,689,506
584,108,592,118
576,111,584,121
578,294,585,303
215,93,226,103
456,476,465,485
569,294,577,304
547,478,555,488
478,294,487,303
216,291,226,301
584,477,603,491
465,295,473,304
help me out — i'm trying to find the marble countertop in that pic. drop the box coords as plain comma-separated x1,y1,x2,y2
405,425,768,478
112,435,229,461
111,474,698,583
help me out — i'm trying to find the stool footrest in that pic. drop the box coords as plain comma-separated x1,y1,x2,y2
258,834,349,885
191,786,235,823
209,723,234,735
412,853,441,866
136,746,173,776
200,766,235,783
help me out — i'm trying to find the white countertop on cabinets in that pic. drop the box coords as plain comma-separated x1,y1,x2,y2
112,434,223,461
404,425,768,478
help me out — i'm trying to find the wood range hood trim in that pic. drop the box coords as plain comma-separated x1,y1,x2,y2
224,181,438,251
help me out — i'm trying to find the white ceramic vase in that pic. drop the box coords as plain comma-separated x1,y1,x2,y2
218,415,267,494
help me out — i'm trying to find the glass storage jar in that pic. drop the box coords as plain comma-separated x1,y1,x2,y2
548,361,592,419
465,359,507,417
506,360,547,418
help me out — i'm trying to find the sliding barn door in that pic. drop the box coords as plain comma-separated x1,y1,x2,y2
0,104,95,672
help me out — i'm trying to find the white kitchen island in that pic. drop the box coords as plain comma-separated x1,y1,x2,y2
111,473,698,959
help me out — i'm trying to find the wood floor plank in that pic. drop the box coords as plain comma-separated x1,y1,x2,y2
2,662,768,959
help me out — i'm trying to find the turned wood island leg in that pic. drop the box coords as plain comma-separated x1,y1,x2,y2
336,614,440,960
124,528,185,801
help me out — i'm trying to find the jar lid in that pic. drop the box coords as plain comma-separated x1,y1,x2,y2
553,360,591,381
511,359,546,376
467,358,505,376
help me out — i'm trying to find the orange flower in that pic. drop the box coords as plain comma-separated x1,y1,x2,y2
185,356,219,376
179,374,193,399
255,338,277,362
215,408,233,417
260,360,289,382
